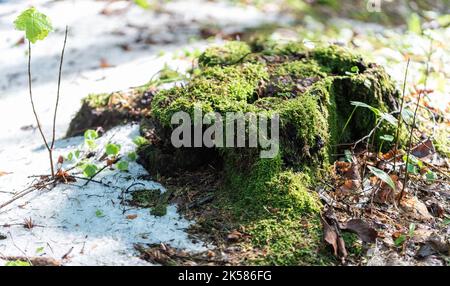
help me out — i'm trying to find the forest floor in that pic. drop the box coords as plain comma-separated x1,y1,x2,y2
0,0,448,265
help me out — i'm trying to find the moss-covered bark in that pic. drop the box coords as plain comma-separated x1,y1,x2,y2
135,41,401,265
146,41,399,174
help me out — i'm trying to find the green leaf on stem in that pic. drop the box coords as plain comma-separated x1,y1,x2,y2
14,7,53,44
368,166,396,191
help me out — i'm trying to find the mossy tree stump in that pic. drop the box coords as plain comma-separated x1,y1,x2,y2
136,41,400,264
68,41,401,264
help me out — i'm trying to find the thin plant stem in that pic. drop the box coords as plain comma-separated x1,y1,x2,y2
399,40,432,203
51,26,68,150
393,58,410,173
339,106,357,142
28,41,54,177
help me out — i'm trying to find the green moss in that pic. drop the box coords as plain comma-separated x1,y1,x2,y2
84,93,111,108
434,127,450,157
130,188,169,217
221,152,328,265
249,216,333,265
312,45,364,75
152,62,268,127
150,203,168,217
131,189,163,208
342,232,363,257
198,41,252,67
158,64,183,83
144,40,400,265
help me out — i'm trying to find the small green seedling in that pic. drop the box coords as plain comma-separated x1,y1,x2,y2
394,223,416,247
133,136,148,147
425,170,437,182
84,129,99,150
345,66,360,75
403,154,423,175
341,101,397,141
116,161,129,172
351,101,398,127
368,166,396,191
66,149,81,162
14,8,68,177
127,152,137,161
82,164,98,178
105,143,121,157
379,134,394,153
95,209,105,218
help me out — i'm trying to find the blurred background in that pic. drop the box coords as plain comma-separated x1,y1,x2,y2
0,0,448,166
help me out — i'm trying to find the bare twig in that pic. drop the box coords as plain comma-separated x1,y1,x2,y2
0,180,56,210
393,58,410,173
28,41,53,176
61,246,74,260
50,26,69,160
8,232,32,265
399,39,433,203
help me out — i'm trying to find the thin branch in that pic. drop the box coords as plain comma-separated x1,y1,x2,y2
393,58,410,173
51,26,68,150
28,41,53,176
399,39,433,202
0,180,56,210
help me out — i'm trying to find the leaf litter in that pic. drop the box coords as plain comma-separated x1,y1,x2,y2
320,137,449,265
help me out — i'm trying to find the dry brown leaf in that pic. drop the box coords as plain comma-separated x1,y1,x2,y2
227,230,243,243
321,215,339,257
126,214,138,220
400,196,433,222
374,174,403,204
100,58,113,69
320,212,347,262
0,171,11,177
340,219,378,243
412,139,435,158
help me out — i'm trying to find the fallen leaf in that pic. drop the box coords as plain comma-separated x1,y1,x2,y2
416,234,450,259
412,139,435,158
427,201,445,218
340,219,378,243
374,175,402,204
226,230,243,243
320,215,339,257
126,214,138,220
400,196,434,222
410,227,433,243
100,58,113,69
14,36,25,46
416,243,437,259
321,211,347,262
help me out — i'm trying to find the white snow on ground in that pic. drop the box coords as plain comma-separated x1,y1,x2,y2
0,124,208,266
0,0,287,265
